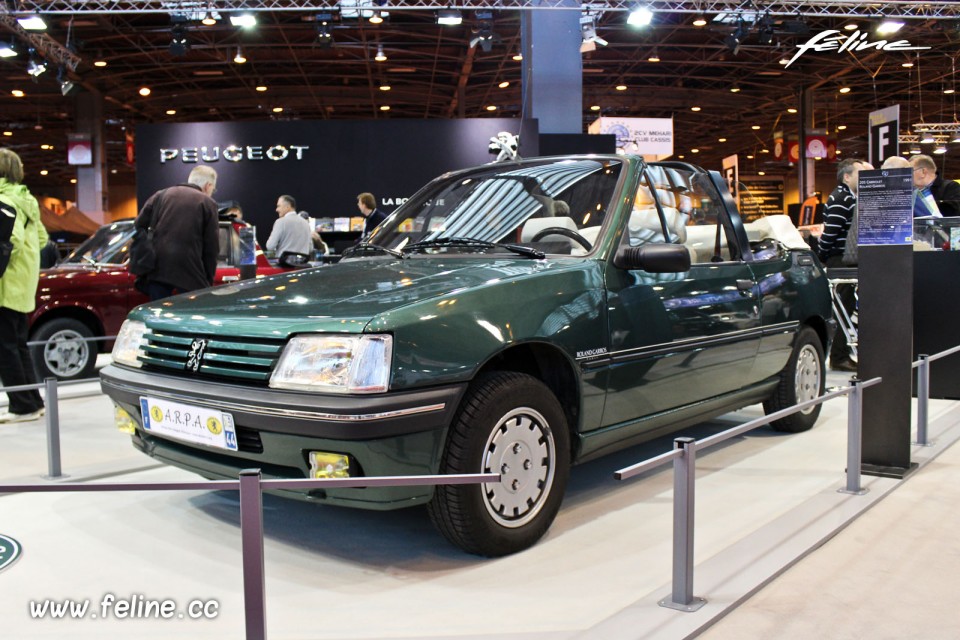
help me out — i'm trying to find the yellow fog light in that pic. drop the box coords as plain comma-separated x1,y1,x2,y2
114,405,137,434
309,452,351,479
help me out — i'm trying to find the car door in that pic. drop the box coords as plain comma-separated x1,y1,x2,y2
599,164,762,429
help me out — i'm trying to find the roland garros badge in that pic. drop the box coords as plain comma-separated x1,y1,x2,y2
0,534,23,573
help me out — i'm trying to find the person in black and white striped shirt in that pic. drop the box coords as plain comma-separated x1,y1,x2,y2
817,158,863,265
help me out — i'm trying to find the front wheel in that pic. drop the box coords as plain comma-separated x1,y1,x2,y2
29,318,98,381
428,372,570,557
763,326,825,433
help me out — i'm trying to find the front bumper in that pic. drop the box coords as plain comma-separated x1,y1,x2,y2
100,364,467,509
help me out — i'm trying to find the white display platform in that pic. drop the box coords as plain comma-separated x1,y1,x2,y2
1,370,959,639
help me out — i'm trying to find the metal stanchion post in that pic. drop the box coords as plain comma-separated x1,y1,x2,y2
659,437,706,612
839,377,868,495
42,377,65,480
239,469,266,640
915,354,932,446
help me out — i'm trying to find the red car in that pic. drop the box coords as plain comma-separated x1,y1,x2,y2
29,218,283,380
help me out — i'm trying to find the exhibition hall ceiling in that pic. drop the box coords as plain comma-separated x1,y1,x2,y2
1,1,959,189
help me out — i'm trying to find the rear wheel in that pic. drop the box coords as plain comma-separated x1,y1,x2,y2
29,318,97,381
764,326,825,433
428,372,570,557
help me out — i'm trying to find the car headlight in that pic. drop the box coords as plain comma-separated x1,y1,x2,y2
112,319,148,368
269,334,392,393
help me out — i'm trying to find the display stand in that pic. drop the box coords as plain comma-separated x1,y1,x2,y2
913,243,960,399
857,168,917,479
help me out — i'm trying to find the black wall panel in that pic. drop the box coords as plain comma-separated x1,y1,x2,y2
136,118,539,245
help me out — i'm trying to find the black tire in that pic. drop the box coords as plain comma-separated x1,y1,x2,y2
428,371,571,557
29,318,97,381
763,326,825,433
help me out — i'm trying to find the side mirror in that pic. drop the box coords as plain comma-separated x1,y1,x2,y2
614,243,691,273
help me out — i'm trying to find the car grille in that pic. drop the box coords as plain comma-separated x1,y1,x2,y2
140,329,285,384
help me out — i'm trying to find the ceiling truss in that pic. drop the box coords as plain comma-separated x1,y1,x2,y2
4,1,959,19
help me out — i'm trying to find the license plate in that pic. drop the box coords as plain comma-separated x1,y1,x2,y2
140,396,238,452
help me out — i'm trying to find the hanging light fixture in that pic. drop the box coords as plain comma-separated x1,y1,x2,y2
26,50,47,78
627,4,654,27
233,47,247,64
18,15,47,31
437,9,462,26
374,45,387,62
317,12,334,48
230,13,257,28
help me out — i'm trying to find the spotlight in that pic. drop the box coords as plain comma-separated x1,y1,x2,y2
756,12,775,45
470,13,499,53
27,52,47,78
230,13,257,28
0,41,16,58
169,24,189,57
580,14,607,53
201,12,220,26
57,66,77,96
369,11,383,24
781,19,810,36
437,9,462,26
317,24,333,47
724,16,749,55
17,15,47,31
934,144,947,155
693,14,707,27
317,12,334,48
877,20,904,35
627,5,653,28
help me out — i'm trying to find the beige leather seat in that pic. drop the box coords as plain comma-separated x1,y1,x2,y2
628,186,689,246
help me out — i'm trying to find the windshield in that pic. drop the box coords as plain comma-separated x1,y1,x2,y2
62,221,136,265
367,158,624,257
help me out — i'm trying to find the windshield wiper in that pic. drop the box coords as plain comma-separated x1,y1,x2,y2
405,237,545,259
341,242,405,259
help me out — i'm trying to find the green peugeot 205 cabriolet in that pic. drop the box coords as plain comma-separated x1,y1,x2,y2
101,155,834,556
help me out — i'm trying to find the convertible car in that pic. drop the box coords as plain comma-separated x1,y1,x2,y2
100,155,834,556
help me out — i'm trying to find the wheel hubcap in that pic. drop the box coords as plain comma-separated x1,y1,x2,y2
42,329,90,377
795,344,821,414
481,407,556,528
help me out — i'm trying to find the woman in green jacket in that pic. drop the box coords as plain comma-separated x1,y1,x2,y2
0,148,49,423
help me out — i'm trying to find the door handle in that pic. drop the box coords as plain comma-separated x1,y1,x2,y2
736,279,755,294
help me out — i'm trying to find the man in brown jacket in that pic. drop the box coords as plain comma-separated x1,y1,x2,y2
135,165,219,301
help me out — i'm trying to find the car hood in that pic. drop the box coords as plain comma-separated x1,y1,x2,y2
37,263,129,289
132,256,576,336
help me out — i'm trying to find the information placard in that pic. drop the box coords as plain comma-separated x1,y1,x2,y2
738,178,785,223
857,167,913,246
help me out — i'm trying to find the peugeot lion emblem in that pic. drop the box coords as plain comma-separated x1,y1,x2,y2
185,338,208,372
